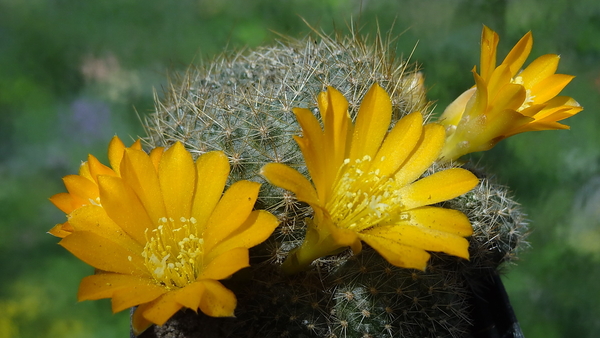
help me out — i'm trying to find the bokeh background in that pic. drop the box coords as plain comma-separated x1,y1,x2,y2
1,0,599,337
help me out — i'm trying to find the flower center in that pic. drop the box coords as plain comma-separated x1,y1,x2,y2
142,216,203,289
326,155,404,231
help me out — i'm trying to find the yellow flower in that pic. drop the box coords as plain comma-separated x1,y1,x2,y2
52,138,279,334
438,25,583,161
261,84,478,274
48,137,148,238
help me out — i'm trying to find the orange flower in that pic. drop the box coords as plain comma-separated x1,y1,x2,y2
52,138,279,334
438,25,583,161
48,137,147,237
261,84,478,274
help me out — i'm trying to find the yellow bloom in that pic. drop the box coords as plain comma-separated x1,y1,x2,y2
48,137,148,238
438,25,583,161
52,138,279,334
261,84,478,274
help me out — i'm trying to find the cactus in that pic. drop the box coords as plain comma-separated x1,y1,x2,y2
140,28,528,338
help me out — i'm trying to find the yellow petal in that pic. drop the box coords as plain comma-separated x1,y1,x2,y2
464,71,490,121
479,25,499,82
519,54,559,89
98,175,153,245
149,147,164,171
68,205,143,252
204,180,260,252
59,231,147,276
87,154,117,185
349,83,392,161
131,303,155,335
260,163,320,207
121,148,166,225
111,284,168,313
63,174,98,206
48,222,73,238
371,111,423,178
322,87,353,195
158,142,195,220
210,210,279,258
406,207,473,237
439,88,475,127
201,247,249,280
293,107,325,193
359,234,431,270
399,168,478,209
197,280,237,317
130,139,143,150
140,292,183,326
501,31,533,76
531,74,575,104
394,123,445,187
49,192,74,214
489,83,527,115
108,136,126,175
78,273,157,301
78,161,93,181
487,64,514,98
191,151,230,232
175,281,206,311
363,224,470,259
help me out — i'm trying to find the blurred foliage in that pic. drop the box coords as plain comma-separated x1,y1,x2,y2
1,0,599,337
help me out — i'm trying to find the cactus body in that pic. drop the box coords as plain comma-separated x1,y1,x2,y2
142,31,528,338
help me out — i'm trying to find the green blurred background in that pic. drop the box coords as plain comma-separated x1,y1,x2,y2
1,0,599,337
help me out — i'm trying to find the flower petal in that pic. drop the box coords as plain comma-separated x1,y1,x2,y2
519,54,560,88
191,151,230,232
479,25,499,82
88,154,117,184
405,207,473,237
394,123,445,187
398,168,478,209
149,147,164,171
158,142,196,220
201,247,249,280
121,148,166,226
362,224,470,259
439,88,475,127
78,273,157,301
98,175,153,245
140,292,184,326
78,161,93,181
131,303,155,336
68,205,143,252
59,231,147,276
349,83,392,161
293,107,326,194
260,163,320,207
48,222,73,238
531,74,575,104
175,281,206,311
372,111,423,178
49,192,74,214
111,283,168,313
198,280,237,317
62,174,98,207
210,210,279,258
321,87,353,197
501,31,533,76
204,180,260,252
108,136,126,175
359,233,431,271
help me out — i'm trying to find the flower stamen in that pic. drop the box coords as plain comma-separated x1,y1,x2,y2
143,217,204,289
